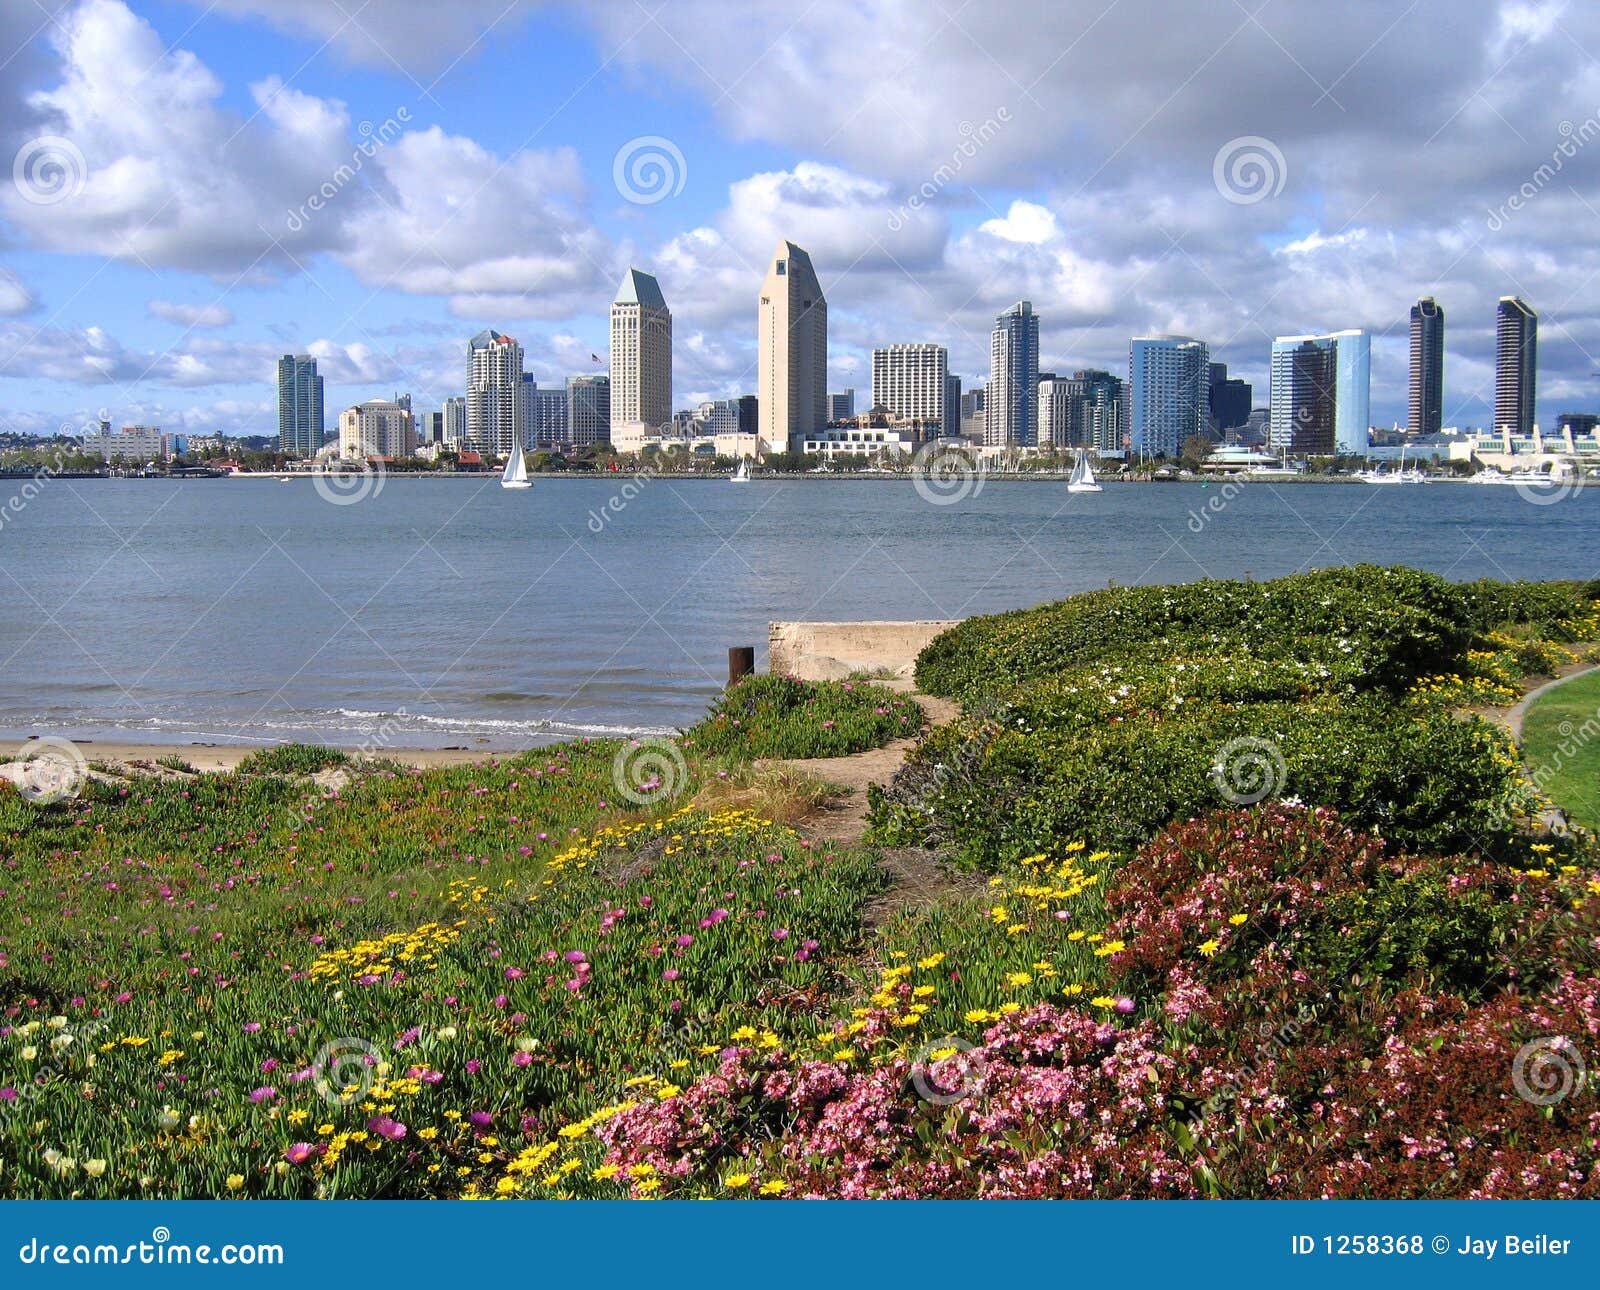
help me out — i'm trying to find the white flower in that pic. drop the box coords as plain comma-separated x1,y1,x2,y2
83,1159,107,1178
20,1046,37,1061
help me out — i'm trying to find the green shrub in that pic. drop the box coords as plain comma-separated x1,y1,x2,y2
915,565,1475,703
233,744,350,775
868,700,1524,865
683,674,920,759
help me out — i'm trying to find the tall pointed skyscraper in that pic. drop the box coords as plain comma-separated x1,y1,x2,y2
986,301,1039,446
277,354,324,457
466,330,525,456
1408,297,1444,436
610,268,672,436
757,240,827,455
1494,296,1537,435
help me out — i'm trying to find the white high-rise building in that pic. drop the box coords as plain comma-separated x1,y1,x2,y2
610,268,672,437
466,330,525,456
442,396,466,447
986,301,1039,446
757,240,828,455
872,344,949,434
338,400,415,459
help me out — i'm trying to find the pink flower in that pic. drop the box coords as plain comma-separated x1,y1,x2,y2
511,1050,533,1067
503,967,525,981
284,1143,316,1165
564,950,587,963
662,969,680,981
248,1086,277,1103
366,1115,407,1141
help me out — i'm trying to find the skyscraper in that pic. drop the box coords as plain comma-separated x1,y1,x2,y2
828,390,855,422
528,387,569,448
1495,296,1537,434
757,241,828,455
610,268,672,436
944,374,961,439
1268,330,1370,456
986,301,1040,446
1128,336,1209,458
1208,362,1252,433
568,374,611,446
442,396,466,447
872,344,949,434
276,354,324,457
1408,297,1444,436
466,330,525,456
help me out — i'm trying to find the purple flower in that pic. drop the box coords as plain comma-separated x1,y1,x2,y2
248,1086,278,1104
563,950,587,963
284,1143,317,1165
0,1087,16,1102
366,1115,407,1141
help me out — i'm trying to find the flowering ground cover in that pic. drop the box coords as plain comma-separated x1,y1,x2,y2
2,566,1597,1199
683,674,920,759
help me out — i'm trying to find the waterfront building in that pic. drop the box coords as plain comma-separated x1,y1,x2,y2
828,390,855,422
568,374,611,446
959,387,986,439
338,399,415,459
442,396,466,447
417,411,443,445
758,240,828,454
83,425,168,462
466,330,525,456
1409,297,1445,436
986,300,1039,446
277,354,324,457
1128,335,1209,458
610,268,672,436
944,374,961,438
528,386,569,448
1208,362,1252,433
1495,296,1537,435
872,344,949,435
1268,330,1370,456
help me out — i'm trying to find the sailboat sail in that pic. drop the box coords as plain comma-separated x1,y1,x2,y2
501,440,530,488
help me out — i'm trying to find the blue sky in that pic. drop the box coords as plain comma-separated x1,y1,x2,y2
1,0,1598,438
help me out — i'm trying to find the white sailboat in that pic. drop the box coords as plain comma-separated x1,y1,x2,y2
730,457,751,483
1066,451,1102,494
500,440,531,490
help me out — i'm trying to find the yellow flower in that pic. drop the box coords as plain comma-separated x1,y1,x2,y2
225,1174,245,1191
832,1048,856,1062
1090,996,1117,1008
417,1126,438,1141
964,1009,994,1024
120,1036,151,1048
724,1173,751,1189
1004,972,1033,988
83,1159,107,1178
317,1124,335,1136
1198,939,1220,957
1228,913,1247,926
729,1026,757,1042
635,1178,661,1195
592,1164,620,1181
656,1084,681,1100
287,1109,309,1125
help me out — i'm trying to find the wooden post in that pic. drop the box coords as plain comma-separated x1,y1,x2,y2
727,646,755,688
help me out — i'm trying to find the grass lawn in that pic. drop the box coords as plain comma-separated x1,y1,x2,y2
1521,666,1600,829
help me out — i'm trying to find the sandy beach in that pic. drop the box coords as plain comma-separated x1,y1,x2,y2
5,737,520,773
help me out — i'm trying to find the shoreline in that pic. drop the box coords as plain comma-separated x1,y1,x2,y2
5,736,537,771
44,471,1600,486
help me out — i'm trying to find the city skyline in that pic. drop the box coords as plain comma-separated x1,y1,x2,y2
4,2,1600,441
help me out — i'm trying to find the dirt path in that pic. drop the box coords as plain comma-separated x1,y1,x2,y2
766,691,959,847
